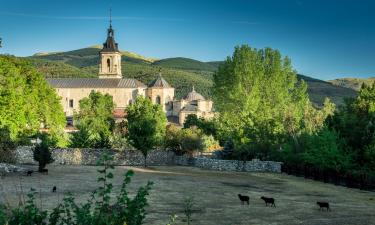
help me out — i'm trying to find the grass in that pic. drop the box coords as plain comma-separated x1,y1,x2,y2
1,166,374,225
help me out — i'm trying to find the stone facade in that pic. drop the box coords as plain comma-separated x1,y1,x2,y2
54,86,145,117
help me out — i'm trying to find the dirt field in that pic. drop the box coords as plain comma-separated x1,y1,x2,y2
1,165,374,225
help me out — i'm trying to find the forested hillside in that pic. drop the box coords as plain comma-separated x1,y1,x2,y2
329,77,375,91
26,46,357,105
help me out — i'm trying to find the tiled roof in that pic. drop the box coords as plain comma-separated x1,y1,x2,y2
46,78,146,88
149,74,172,88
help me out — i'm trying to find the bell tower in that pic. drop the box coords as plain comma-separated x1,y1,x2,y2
99,9,122,79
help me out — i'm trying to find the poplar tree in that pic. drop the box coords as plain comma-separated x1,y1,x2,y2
213,45,334,158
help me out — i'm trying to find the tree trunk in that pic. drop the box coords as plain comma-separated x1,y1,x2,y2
144,154,147,168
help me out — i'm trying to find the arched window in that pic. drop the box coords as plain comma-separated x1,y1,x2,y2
156,96,161,105
107,58,111,72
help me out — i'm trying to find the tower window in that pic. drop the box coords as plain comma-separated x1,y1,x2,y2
107,58,111,72
69,99,74,108
156,96,161,105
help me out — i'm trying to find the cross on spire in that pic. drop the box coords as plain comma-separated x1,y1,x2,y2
109,7,112,29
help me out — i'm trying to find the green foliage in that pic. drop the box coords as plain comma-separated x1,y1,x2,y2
0,56,66,143
283,127,352,172
328,83,375,172
33,133,54,171
0,127,17,163
201,134,220,152
70,91,115,148
183,196,195,225
8,189,48,225
183,114,217,136
215,138,235,159
2,153,153,225
180,128,204,155
0,204,7,225
164,124,182,152
213,45,334,159
126,96,167,166
164,125,205,155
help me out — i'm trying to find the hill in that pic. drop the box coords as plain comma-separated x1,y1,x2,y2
329,77,375,91
27,46,357,106
152,57,217,72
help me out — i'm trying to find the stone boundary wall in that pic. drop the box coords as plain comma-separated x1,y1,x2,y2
175,156,282,173
15,146,282,173
15,146,175,166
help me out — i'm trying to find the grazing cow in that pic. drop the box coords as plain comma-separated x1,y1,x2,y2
238,194,250,205
317,202,330,211
26,170,33,176
52,186,57,193
261,196,276,207
40,168,48,174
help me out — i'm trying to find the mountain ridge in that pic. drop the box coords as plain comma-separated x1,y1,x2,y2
26,46,358,106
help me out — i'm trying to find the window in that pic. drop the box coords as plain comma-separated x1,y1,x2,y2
156,96,161,105
128,99,132,105
69,99,74,108
107,58,111,72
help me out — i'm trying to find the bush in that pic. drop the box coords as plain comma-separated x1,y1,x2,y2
0,127,17,163
0,153,153,225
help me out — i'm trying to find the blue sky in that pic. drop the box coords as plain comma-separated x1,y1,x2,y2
0,0,374,80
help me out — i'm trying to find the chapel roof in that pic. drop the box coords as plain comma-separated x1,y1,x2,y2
149,73,172,88
183,86,205,101
47,78,146,89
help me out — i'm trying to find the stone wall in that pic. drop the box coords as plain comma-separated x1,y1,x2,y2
15,146,175,166
15,146,281,173
174,156,282,173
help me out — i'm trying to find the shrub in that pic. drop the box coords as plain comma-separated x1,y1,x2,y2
33,133,54,172
0,152,153,225
0,127,17,163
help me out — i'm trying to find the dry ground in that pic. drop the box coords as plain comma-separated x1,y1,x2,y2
1,165,374,225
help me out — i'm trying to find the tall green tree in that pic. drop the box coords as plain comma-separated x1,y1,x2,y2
71,91,115,148
0,56,66,144
213,45,334,158
329,83,375,169
126,96,167,167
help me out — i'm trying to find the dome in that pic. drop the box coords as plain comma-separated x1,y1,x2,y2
184,86,205,101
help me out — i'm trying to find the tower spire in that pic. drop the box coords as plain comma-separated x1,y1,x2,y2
109,7,112,29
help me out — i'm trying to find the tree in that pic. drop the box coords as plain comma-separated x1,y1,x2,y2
328,83,375,170
0,127,17,163
70,91,115,148
180,127,204,156
213,45,334,158
183,114,217,137
33,133,54,172
164,124,182,153
0,56,66,144
126,96,167,167
183,114,200,129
